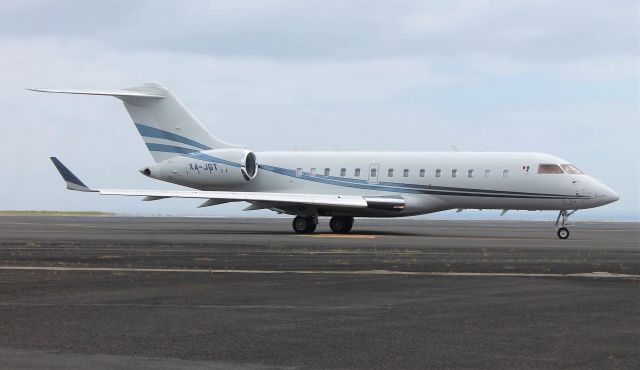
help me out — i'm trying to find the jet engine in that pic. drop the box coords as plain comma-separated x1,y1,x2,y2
141,148,259,187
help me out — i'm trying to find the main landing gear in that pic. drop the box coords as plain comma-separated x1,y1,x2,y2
329,216,354,233
292,216,317,234
291,216,354,234
555,210,576,240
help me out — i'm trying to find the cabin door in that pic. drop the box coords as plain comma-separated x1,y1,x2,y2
368,163,380,184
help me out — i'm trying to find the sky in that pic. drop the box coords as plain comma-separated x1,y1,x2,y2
0,0,638,220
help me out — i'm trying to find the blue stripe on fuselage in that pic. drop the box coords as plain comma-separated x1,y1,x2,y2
146,143,200,154
257,164,582,199
183,151,242,168
135,123,212,150
144,143,586,199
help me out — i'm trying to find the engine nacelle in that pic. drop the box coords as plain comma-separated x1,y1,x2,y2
141,148,258,187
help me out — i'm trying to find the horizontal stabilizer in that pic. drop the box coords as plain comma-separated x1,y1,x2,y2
27,88,165,99
50,157,95,192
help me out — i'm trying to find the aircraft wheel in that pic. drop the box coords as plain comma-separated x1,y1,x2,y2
557,227,570,240
343,217,354,232
305,220,317,233
330,216,354,233
293,216,316,234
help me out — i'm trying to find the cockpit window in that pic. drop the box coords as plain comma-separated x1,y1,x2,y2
537,164,564,174
560,164,584,175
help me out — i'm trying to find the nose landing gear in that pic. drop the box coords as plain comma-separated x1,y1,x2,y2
555,210,576,239
557,227,570,239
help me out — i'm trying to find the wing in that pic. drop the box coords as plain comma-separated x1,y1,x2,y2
98,189,369,209
50,157,405,211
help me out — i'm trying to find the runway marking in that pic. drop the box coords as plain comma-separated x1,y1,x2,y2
2,233,638,244
301,234,377,239
0,246,469,255
0,266,637,279
0,303,352,310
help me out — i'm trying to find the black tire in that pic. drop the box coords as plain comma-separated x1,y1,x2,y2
330,216,354,233
343,217,353,232
305,220,317,233
293,216,309,233
293,216,316,234
557,227,570,240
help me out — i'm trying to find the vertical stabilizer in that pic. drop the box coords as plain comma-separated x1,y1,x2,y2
29,82,240,162
122,82,239,162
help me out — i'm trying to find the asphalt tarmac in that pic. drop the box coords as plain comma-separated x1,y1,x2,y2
0,216,638,369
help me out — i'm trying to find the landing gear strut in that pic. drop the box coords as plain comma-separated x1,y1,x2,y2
329,216,354,233
555,210,576,240
292,216,317,234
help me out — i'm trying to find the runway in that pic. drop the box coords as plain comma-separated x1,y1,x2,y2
0,216,638,369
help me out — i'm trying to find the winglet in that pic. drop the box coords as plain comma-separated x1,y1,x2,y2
50,157,95,192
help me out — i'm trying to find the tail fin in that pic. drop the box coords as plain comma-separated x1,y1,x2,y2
29,82,239,162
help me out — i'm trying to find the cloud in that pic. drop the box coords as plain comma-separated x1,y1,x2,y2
400,0,638,61
463,54,639,81
1,1,637,61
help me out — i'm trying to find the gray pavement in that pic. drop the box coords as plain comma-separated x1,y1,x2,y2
0,216,638,369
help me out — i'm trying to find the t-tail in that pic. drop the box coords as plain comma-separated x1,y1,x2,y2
28,82,239,162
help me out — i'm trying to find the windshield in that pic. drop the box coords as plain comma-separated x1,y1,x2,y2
560,164,584,174
537,164,564,174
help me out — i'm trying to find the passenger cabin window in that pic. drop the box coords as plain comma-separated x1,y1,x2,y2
419,169,425,177
388,168,394,177
435,169,441,177
324,168,330,176
310,168,316,177
451,169,458,178
340,168,346,177
537,164,564,174
354,168,361,177
560,164,584,174
296,168,303,177
502,170,509,178
403,169,409,177
371,168,377,177
468,169,474,178
484,169,491,178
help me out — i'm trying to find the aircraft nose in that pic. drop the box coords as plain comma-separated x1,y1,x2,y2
604,188,620,204
597,183,619,205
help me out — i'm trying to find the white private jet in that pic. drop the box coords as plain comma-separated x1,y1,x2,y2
31,82,619,239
